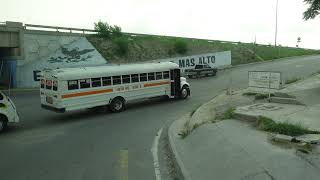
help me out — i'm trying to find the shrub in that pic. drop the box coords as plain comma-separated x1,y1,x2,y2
222,107,236,119
258,117,319,136
254,93,274,100
174,39,188,54
285,77,301,84
110,25,123,37
242,92,257,96
114,37,129,55
179,129,190,139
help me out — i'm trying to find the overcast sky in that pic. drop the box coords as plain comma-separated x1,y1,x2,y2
2,0,320,49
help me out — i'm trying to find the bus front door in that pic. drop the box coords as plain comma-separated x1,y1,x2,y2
170,69,181,98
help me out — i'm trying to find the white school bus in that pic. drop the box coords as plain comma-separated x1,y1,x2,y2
40,62,190,113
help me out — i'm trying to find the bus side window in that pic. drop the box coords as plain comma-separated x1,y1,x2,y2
140,73,147,82
68,80,79,90
148,72,155,81
156,72,163,80
46,80,52,90
131,74,139,83
113,76,121,85
79,79,91,89
40,79,45,88
102,77,112,86
163,71,169,79
92,78,102,87
122,75,131,84
53,80,58,91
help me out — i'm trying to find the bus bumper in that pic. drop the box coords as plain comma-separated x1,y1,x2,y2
41,104,66,113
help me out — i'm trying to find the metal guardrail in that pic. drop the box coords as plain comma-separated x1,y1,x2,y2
22,23,318,50
22,23,242,44
24,24,97,34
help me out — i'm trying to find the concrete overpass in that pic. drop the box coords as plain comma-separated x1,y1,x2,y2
0,21,107,88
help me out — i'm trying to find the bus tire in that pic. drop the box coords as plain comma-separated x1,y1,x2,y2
0,115,8,133
180,85,190,99
110,97,125,113
212,71,217,76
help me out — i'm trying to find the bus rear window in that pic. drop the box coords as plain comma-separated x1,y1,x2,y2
46,80,52,90
53,80,58,91
68,80,79,90
40,79,45,88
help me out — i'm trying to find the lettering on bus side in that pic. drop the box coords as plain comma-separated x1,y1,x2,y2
115,84,143,92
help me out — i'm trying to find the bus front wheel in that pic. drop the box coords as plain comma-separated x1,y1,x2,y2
180,86,190,99
110,97,125,112
0,115,8,133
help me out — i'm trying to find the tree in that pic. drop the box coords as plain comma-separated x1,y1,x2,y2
94,21,124,39
94,21,111,39
303,0,320,20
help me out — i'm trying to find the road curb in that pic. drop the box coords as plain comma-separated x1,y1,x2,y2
221,54,320,70
167,116,193,180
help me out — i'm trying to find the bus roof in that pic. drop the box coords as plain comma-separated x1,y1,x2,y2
44,62,179,80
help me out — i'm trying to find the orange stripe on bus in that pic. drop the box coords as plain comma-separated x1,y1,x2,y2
62,88,113,99
144,81,170,87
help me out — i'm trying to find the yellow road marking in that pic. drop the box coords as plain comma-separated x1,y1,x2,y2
119,149,128,180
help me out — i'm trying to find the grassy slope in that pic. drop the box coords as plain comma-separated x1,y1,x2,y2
87,35,320,64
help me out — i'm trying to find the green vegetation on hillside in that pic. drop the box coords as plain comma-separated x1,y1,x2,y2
88,22,320,64
94,21,129,56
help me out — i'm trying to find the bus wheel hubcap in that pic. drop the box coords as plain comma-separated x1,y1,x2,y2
115,101,122,110
182,89,188,97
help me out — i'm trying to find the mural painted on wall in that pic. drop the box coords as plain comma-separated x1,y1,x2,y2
48,46,95,63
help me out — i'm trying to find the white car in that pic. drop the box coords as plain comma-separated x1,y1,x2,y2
0,91,19,132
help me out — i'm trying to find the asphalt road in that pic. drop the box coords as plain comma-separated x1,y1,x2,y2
1,55,320,180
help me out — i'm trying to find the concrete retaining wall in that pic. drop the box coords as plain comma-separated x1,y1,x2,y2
21,32,81,66
17,32,107,87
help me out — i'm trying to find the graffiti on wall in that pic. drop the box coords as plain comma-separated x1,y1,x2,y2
48,46,95,63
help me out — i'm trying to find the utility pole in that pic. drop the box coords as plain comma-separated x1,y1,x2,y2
274,0,279,47
253,35,256,60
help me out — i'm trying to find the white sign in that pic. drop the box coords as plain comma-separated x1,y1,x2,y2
153,51,231,72
248,71,282,90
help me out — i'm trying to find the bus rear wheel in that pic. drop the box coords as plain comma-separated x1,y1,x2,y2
110,97,125,113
